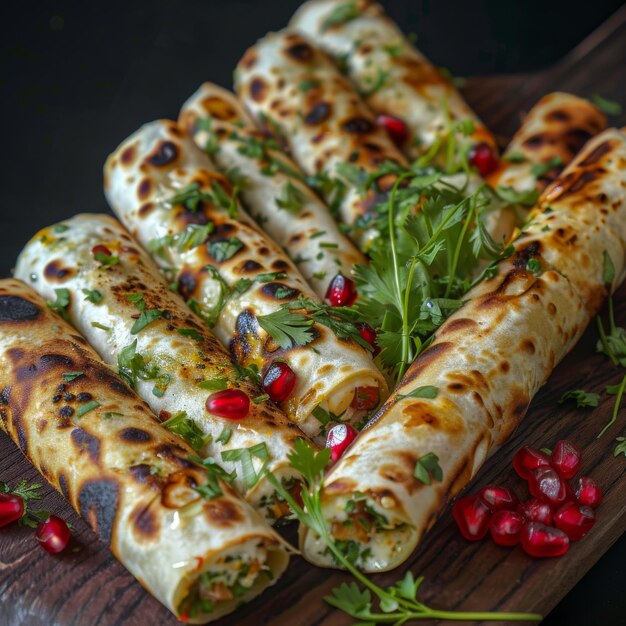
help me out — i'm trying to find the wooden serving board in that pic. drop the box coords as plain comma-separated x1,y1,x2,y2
1,7,626,626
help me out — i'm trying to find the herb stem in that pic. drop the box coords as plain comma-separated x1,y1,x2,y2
596,317,617,366
597,371,626,438
445,196,474,299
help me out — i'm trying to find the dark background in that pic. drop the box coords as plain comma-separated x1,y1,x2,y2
1,1,625,623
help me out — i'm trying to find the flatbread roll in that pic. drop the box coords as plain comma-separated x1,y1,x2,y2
179,82,366,299
486,92,607,245
103,121,386,437
300,127,626,573
234,30,408,249
0,278,289,623
15,213,306,521
289,0,497,162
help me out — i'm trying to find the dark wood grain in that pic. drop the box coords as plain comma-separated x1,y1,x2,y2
1,8,626,626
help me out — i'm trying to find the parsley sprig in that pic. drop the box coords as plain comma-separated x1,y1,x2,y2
265,441,541,623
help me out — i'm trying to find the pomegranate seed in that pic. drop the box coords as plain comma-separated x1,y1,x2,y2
205,389,250,420
452,495,491,541
554,501,596,541
326,273,357,307
262,361,297,403
575,476,603,509
356,323,381,357
528,466,570,507
36,515,71,554
521,522,570,558
479,485,518,512
351,386,380,411
469,142,499,177
326,423,358,462
0,493,24,528
517,498,554,525
92,244,112,258
550,439,581,479
489,510,524,546
376,114,408,148
512,446,551,479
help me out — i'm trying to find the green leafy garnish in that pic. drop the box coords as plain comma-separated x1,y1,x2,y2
207,238,243,263
190,454,236,500
63,371,84,382
503,151,526,163
162,412,211,452
81,288,102,304
526,258,542,276
257,307,315,349
360,68,389,97
198,377,229,392
299,79,320,92
216,427,232,445
117,339,167,393
397,385,438,400
413,452,443,485
90,321,111,331
131,308,165,334
591,94,622,116
276,181,306,214
615,436,626,457
531,156,563,179
221,443,270,489
177,328,204,341
320,1,359,32
559,389,600,408
47,288,70,319
265,440,541,623
94,251,120,267
76,400,101,417
148,223,215,260
0,480,49,528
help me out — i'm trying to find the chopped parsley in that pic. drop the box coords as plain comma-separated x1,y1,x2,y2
276,181,306,214
62,371,84,382
47,288,70,319
81,288,102,304
413,452,443,485
320,1,359,32
207,238,243,263
176,327,204,341
221,443,270,489
162,411,211,452
76,400,101,418
559,389,600,408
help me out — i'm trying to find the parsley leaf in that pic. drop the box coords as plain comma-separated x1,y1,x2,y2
413,452,443,485
615,436,626,458
257,307,315,349
276,181,306,214
397,386,438,400
94,251,120,267
47,288,70,319
207,238,243,263
63,371,84,382
190,454,236,500
216,427,232,445
177,327,203,341
559,389,600,408
81,288,102,304
591,94,622,116
162,412,211,452
531,156,564,179
198,377,229,391
76,400,101,417
221,443,270,489
320,1,359,32
131,308,165,334
503,151,526,163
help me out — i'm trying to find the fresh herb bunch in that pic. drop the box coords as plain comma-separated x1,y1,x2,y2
347,164,512,383
265,440,541,623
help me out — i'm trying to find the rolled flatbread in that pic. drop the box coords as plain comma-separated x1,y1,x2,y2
289,0,497,162
234,30,408,249
103,121,386,437
15,213,305,521
300,127,626,572
0,278,288,623
179,82,367,299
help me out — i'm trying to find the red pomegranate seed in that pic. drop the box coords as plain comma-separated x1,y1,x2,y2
469,142,499,177
479,485,518,512
357,323,381,357
550,439,581,479
489,510,524,546
512,446,551,479
206,389,250,420
326,273,357,307
521,522,570,558
517,498,554,525
351,386,380,411
326,423,358,462
575,476,603,509
554,501,596,541
528,466,570,507
0,493,24,528
36,515,71,554
452,495,491,541
376,114,408,148
92,244,112,259
262,361,297,403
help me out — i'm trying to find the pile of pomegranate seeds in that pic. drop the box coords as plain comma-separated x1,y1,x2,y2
452,439,602,558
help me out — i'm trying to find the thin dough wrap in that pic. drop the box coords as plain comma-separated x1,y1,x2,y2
103,121,386,437
289,0,497,162
179,82,367,298
300,127,626,573
0,279,288,623
234,30,408,249
15,213,306,521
